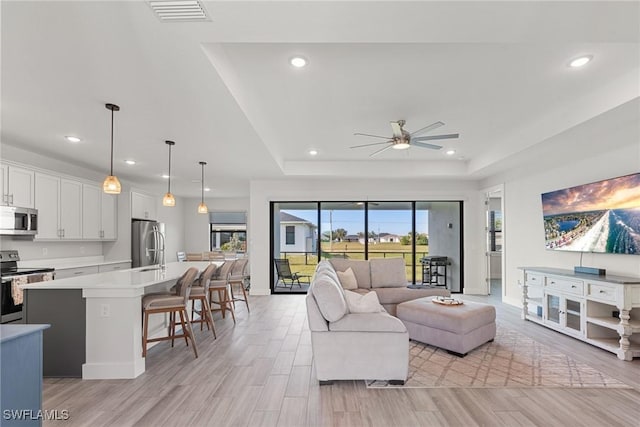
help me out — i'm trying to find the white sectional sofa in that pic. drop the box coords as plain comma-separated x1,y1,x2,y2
306,260,409,384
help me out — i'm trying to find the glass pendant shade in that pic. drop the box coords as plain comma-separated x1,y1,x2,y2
103,103,121,194
163,192,176,207
103,175,121,194
163,140,176,207
197,161,208,214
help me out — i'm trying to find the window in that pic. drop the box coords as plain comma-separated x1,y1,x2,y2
285,226,295,245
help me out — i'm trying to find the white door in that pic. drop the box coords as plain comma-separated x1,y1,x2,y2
34,173,60,239
484,186,504,297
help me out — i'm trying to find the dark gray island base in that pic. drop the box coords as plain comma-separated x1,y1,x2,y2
24,289,86,377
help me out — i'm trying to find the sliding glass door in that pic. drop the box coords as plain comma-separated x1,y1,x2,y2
270,201,463,293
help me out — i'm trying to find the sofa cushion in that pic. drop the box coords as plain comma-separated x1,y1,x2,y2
315,262,340,284
372,287,451,305
329,312,407,333
336,267,358,290
344,290,383,313
329,259,371,289
312,276,348,322
370,258,407,288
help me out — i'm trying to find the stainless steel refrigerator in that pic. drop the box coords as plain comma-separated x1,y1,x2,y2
131,220,165,268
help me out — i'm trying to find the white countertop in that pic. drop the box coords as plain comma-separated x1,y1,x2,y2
19,256,131,270
21,262,212,290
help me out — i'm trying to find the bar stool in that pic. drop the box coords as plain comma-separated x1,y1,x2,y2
141,267,199,358
208,260,236,324
190,263,217,337
228,258,250,313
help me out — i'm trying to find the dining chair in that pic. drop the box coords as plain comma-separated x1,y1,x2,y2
141,267,199,358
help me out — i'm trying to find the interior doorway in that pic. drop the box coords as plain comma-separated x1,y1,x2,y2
485,187,504,299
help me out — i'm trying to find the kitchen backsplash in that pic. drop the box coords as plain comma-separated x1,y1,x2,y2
0,237,102,260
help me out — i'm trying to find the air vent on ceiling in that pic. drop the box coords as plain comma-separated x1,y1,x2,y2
147,0,209,21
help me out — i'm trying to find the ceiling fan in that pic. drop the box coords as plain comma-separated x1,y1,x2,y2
350,120,459,157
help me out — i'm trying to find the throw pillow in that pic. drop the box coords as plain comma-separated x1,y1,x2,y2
344,290,383,313
336,267,358,290
312,277,348,322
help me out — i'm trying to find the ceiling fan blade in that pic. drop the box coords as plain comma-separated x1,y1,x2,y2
354,133,392,139
350,140,392,149
369,144,394,157
412,141,442,150
410,121,444,136
412,133,459,141
390,121,403,138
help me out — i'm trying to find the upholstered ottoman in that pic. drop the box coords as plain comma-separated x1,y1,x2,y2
396,298,496,356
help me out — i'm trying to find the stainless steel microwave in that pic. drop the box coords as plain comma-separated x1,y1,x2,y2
0,206,38,236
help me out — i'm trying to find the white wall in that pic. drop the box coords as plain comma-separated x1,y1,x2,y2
249,178,486,296
496,143,640,307
428,202,462,292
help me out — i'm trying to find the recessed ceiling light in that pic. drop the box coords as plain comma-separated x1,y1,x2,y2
445,149,456,156
290,56,307,68
569,55,592,68
124,160,136,165
65,136,81,143
309,149,318,156
204,187,211,192
161,174,170,179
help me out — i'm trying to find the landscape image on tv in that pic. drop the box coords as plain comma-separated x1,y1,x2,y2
542,173,640,254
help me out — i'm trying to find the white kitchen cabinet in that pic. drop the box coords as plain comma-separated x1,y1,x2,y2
1,163,35,208
34,173,61,240
131,191,156,220
101,193,118,240
60,179,83,239
82,184,101,239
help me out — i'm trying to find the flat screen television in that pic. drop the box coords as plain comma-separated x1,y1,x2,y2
542,172,640,254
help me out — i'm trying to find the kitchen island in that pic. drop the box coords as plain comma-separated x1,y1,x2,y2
21,262,211,380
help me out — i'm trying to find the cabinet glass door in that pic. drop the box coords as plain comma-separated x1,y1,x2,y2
565,299,581,332
546,294,560,324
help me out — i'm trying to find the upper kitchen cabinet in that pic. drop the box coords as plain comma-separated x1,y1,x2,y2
1,162,35,208
34,172,60,240
101,193,118,240
84,186,118,240
59,179,83,239
131,191,157,221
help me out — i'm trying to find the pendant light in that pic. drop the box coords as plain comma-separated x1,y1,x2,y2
197,161,208,214
102,103,122,194
162,140,176,207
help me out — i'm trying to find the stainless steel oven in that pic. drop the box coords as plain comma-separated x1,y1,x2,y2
0,250,54,324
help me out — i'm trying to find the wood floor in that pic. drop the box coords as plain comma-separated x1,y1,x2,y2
42,293,640,427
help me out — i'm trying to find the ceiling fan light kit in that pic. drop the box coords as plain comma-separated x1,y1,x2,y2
103,103,122,194
351,119,459,157
162,140,176,207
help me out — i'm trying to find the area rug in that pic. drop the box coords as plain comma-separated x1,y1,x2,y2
366,325,629,388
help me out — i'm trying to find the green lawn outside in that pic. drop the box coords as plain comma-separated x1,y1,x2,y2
279,242,429,281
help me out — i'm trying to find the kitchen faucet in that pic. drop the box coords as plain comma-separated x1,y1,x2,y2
146,226,166,271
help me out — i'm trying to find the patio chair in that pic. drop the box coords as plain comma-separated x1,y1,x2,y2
274,258,311,290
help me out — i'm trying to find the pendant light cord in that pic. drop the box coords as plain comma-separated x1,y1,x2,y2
110,108,114,175
201,163,205,203
168,144,172,194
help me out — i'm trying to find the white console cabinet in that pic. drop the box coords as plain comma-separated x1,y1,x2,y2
520,267,640,360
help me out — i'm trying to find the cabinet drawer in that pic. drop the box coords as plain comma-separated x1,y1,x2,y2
98,262,131,273
587,282,617,302
546,276,583,295
54,265,100,279
525,272,544,287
